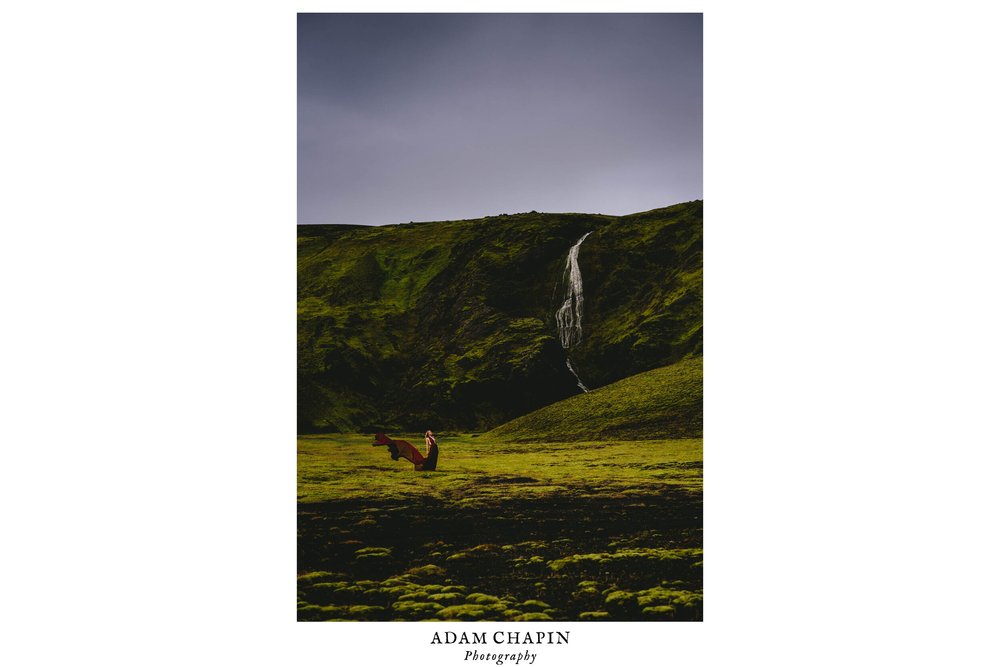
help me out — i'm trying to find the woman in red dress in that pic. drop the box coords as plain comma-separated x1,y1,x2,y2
372,431,438,471
421,430,439,471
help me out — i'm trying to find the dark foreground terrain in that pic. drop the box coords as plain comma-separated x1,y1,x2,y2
298,435,702,621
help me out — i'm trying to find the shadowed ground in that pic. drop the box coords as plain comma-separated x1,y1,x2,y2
298,434,702,621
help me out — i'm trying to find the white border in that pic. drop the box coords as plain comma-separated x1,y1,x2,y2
3,1,999,665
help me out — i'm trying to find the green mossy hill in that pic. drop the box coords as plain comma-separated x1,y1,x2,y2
486,357,702,442
298,201,702,432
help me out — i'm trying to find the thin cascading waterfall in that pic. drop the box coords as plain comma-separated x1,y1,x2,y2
566,358,589,393
556,231,592,392
555,231,591,348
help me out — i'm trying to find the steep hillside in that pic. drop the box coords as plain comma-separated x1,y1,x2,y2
298,201,702,432
485,357,702,442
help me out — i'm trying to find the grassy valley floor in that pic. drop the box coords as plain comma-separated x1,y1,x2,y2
298,434,703,621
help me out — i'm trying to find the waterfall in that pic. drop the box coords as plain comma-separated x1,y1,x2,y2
556,232,591,348
566,358,589,393
556,232,592,392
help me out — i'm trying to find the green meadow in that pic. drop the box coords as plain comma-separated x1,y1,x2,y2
298,434,703,621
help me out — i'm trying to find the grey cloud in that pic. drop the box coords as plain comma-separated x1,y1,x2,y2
299,13,702,225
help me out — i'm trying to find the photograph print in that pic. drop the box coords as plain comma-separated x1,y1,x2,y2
297,12,703,622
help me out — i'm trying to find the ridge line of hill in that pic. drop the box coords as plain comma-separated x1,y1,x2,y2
297,200,702,230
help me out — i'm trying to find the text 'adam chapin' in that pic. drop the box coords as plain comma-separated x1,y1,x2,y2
431,631,569,646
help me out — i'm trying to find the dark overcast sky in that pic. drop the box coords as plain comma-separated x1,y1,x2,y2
298,13,702,226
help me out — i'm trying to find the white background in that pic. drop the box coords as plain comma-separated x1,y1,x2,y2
2,1,999,665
